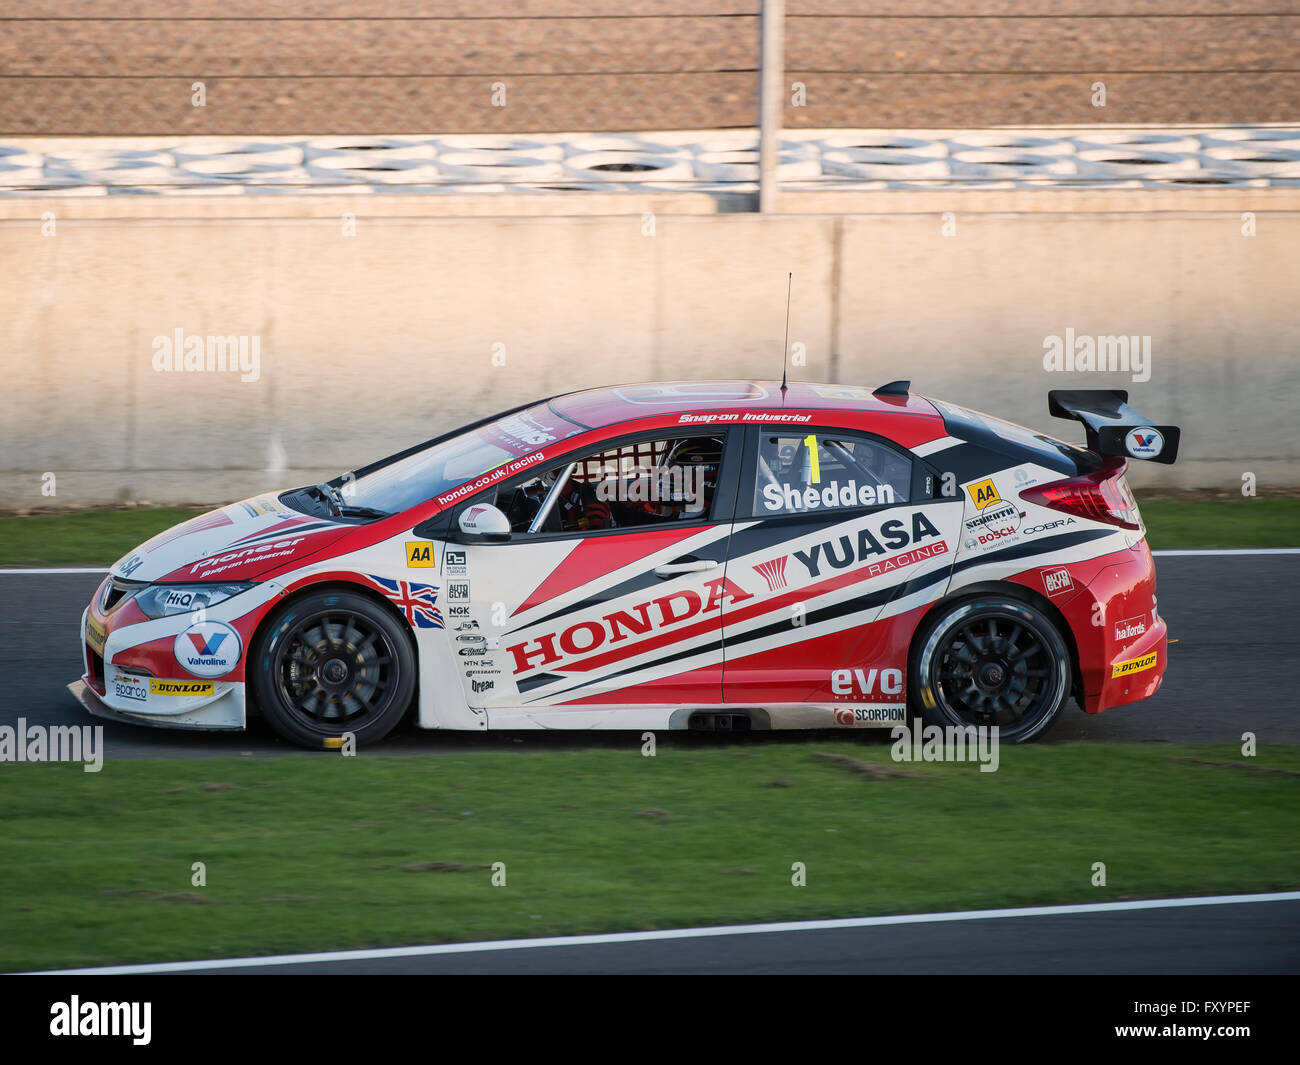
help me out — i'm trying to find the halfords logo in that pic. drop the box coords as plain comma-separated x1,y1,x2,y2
1114,615,1148,642
507,577,754,674
793,512,943,578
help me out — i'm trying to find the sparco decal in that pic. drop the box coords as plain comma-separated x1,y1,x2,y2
792,511,943,578
506,577,754,675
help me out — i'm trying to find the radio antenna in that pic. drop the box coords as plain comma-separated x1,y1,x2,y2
780,272,792,398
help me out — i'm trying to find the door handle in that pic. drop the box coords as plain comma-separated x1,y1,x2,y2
654,559,719,577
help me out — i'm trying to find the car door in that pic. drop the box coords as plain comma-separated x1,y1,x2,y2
437,428,742,717
720,424,962,707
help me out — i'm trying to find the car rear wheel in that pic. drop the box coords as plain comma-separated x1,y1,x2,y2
250,589,416,749
911,595,1071,743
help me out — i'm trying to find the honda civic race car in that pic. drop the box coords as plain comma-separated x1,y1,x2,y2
70,380,1179,748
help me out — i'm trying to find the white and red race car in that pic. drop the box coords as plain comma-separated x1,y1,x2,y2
71,381,1179,748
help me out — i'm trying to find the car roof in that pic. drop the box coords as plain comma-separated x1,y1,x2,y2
549,380,938,429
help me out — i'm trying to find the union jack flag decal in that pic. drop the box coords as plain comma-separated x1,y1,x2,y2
366,575,445,629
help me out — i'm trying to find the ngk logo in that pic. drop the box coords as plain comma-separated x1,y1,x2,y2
506,577,754,674
830,667,904,700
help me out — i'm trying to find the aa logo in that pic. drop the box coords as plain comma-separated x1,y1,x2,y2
967,479,1001,511
405,541,436,567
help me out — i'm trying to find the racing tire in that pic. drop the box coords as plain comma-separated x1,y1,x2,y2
249,589,416,750
910,594,1072,744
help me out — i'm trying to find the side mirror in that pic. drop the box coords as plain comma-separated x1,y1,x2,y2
456,503,511,544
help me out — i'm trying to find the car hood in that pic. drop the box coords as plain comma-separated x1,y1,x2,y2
109,493,352,584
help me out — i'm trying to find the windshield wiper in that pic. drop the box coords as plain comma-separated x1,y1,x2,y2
336,504,391,520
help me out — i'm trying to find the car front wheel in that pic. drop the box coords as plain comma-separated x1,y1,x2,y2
249,589,416,749
911,595,1072,743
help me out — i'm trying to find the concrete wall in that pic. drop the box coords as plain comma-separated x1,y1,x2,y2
1,188,1297,508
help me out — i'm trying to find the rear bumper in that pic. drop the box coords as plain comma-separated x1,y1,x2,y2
1053,540,1167,713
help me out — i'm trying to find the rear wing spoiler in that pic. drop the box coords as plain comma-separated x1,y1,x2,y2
1047,390,1180,465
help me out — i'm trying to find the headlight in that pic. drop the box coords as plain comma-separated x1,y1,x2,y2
134,583,252,620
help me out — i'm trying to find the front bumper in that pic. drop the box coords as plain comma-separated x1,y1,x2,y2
68,679,245,731
77,599,248,731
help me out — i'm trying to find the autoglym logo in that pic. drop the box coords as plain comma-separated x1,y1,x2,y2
1126,427,1164,460
506,577,754,674
966,478,1001,511
50,996,151,1045
753,555,789,591
174,621,241,678
1041,567,1074,596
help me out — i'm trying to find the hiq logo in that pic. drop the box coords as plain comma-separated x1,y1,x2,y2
174,620,241,678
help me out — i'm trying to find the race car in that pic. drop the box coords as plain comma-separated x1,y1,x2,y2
70,380,1179,748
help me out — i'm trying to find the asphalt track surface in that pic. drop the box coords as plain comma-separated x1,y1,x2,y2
1,553,1296,759
41,896,1300,975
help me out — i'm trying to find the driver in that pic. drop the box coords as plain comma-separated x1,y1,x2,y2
621,437,722,522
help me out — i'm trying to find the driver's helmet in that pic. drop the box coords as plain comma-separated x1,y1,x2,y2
658,438,723,512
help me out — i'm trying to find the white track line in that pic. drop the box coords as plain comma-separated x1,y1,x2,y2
0,550,1296,576
0,567,109,574
1152,548,1300,556
27,891,1300,975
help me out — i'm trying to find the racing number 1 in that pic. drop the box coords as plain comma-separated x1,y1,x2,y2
803,434,820,485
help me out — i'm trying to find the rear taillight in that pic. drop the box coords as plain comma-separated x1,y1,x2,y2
1020,460,1141,530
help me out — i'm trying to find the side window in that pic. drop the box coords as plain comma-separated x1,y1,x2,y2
488,434,727,536
752,431,911,517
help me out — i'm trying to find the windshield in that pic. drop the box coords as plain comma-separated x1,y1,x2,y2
338,403,585,515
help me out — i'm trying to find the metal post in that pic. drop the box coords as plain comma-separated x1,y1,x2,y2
758,0,785,213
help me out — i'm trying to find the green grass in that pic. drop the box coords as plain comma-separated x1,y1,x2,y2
0,508,198,567
1139,499,1300,550
2,743,1297,971
0,500,1294,567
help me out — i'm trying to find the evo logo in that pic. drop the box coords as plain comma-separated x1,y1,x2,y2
830,667,904,699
